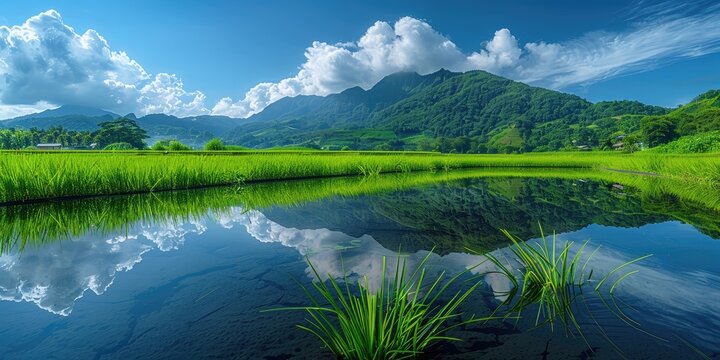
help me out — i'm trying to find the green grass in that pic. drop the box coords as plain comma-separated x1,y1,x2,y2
479,226,652,347
266,252,487,360
0,150,717,204
273,226,655,358
489,127,524,148
651,131,720,154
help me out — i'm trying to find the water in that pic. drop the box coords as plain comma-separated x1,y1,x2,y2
0,172,719,359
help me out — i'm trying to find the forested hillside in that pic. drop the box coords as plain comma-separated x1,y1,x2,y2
222,69,671,152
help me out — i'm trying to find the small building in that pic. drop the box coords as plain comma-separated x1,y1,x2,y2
576,145,591,151
612,142,624,150
37,143,63,150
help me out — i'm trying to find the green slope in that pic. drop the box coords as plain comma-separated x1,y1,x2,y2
222,69,671,152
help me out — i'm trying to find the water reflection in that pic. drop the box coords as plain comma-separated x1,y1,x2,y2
0,219,207,315
0,170,718,357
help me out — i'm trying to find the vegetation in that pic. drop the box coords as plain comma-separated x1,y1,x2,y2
652,131,720,153
103,142,135,150
151,139,193,151
481,227,651,342
204,137,226,151
267,252,485,360
0,126,94,149
2,165,719,256
0,117,151,150
221,69,670,152
93,118,148,149
1,105,239,149
272,225,653,358
641,90,720,141
0,151,718,205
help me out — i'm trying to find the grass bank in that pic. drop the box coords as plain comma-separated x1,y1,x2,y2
0,150,717,204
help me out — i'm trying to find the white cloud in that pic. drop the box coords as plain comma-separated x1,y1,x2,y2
0,10,207,118
3,5,720,120
213,7,720,118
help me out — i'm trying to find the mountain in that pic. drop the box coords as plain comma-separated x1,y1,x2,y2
8,105,120,120
222,69,669,151
649,89,720,136
0,105,120,131
1,106,242,148
137,114,241,147
3,70,701,152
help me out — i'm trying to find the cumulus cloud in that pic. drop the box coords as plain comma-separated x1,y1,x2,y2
0,10,207,118
213,6,720,118
3,5,720,120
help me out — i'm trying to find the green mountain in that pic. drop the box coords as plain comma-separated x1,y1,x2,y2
639,89,720,147
1,106,241,148
223,69,669,152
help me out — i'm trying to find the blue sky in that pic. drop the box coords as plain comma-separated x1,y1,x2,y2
0,0,719,118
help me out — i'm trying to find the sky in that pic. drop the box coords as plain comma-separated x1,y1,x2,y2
0,0,719,119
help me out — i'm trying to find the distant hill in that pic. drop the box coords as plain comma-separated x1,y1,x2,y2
649,89,720,136
222,69,669,151
137,114,241,147
0,105,241,148
6,71,713,152
8,105,120,120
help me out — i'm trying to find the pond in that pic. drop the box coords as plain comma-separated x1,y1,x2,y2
0,169,718,359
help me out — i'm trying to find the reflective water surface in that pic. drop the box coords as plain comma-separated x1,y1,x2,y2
0,170,719,359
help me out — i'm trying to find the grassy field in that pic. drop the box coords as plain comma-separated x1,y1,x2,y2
0,150,717,204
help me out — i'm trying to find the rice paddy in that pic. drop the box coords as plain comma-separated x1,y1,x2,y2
0,150,718,204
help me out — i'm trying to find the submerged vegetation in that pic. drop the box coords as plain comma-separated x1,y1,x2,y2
0,150,718,204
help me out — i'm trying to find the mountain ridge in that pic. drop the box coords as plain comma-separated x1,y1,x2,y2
222,69,670,151
3,70,715,152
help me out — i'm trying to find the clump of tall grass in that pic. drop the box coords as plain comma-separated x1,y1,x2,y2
478,226,652,343
267,252,487,359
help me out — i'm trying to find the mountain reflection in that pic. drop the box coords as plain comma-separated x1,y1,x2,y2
0,169,716,355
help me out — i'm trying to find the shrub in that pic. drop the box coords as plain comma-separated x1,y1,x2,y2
204,138,226,151
168,140,191,151
103,142,135,150
152,139,191,151
151,142,168,151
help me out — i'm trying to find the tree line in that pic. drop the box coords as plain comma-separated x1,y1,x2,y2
0,118,148,150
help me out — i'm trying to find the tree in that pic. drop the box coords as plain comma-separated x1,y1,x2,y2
94,118,148,149
641,117,677,147
204,138,226,151
450,136,472,153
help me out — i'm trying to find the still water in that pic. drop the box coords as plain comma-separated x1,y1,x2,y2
0,171,718,359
